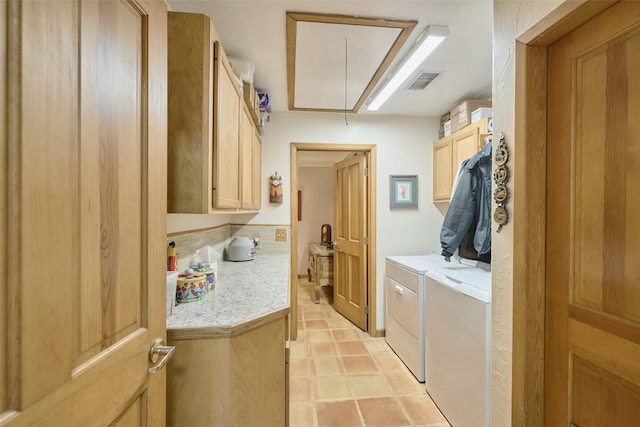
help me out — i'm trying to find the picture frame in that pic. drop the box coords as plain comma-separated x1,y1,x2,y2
389,175,418,208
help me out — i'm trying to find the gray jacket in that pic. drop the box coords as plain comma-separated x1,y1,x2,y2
440,142,492,261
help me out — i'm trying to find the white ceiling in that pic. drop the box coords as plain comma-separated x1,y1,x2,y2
166,1,494,118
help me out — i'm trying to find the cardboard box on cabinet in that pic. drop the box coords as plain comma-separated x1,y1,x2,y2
443,120,452,137
439,112,451,138
450,99,492,132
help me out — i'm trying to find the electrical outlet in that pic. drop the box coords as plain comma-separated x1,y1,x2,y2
253,234,262,249
275,228,287,242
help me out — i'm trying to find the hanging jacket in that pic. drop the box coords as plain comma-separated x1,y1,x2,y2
440,142,492,261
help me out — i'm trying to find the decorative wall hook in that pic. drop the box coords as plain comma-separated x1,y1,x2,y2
493,133,510,232
269,172,283,204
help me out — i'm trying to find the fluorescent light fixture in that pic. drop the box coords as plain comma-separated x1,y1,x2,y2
366,25,449,111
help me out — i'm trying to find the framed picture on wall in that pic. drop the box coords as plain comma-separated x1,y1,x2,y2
389,175,418,208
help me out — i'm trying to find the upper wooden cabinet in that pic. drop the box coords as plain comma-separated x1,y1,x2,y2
167,12,260,213
240,103,262,209
432,117,491,203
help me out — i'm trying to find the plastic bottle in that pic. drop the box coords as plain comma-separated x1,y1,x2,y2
167,241,177,271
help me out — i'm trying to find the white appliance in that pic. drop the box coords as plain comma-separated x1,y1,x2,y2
384,254,452,382
227,237,256,262
424,265,491,427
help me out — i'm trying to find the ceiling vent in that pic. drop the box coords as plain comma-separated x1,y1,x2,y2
405,72,440,90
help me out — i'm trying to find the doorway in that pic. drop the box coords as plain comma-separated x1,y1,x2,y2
289,143,378,341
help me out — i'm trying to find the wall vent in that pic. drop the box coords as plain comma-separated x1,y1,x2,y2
405,72,439,90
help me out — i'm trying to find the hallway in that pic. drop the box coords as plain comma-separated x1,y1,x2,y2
289,279,450,427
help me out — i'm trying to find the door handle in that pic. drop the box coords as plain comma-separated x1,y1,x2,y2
394,285,404,295
148,338,175,374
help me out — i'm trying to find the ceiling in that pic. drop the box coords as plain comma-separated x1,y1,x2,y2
166,1,494,118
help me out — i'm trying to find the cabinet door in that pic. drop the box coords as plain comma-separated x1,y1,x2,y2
167,12,212,214
240,104,254,208
432,137,453,202
452,125,481,169
251,128,262,209
213,41,241,209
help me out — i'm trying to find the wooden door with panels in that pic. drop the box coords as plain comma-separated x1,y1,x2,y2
333,153,368,331
0,1,169,426
545,2,640,425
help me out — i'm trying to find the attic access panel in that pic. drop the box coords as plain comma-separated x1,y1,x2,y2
286,12,416,113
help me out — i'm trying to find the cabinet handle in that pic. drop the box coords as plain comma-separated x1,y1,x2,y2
394,285,404,295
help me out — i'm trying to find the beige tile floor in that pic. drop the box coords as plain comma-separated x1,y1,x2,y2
289,279,450,427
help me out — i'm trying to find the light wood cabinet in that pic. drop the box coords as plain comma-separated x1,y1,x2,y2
167,11,261,213
213,40,242,209
432,117,491,202
167,313,288,426
251,128,262,208
240,103,262,210
433,138,454,202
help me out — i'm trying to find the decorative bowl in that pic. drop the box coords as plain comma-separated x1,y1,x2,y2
176,274,207,303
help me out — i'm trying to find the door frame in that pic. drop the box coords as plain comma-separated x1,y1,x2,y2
289,143,378,341
512,1,619,425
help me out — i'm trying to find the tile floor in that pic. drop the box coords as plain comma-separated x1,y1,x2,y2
289,279,450,427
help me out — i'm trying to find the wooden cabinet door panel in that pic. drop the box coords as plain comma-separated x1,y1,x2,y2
240,104,254,208
432,138,453,202
452,126,480,169
251,129,262,209
213,42,241,209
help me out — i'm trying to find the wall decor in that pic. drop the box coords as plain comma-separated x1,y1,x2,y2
493,133,510,232
390,175,418,208
269,172,283,204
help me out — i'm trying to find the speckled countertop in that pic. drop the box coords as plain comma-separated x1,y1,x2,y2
166,254,289,330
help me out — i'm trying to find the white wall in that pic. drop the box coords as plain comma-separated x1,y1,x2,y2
247,111,443,328
297,166,334,275
491,2,562,426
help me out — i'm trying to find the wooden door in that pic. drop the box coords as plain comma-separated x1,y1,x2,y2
545,2,640,425
333,153,367,330
0,1,168,425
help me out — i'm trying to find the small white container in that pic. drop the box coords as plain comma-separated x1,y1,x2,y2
166,271,179,316
471,107,492,124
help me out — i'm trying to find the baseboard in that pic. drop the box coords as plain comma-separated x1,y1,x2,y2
370,329,385,338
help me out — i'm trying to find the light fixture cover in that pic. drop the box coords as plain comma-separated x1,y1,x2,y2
366,25,449,111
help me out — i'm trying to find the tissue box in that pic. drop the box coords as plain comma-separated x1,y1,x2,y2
166,271,179,316
191,261,218,290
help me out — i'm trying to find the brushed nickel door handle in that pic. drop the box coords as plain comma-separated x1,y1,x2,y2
148,338,175,374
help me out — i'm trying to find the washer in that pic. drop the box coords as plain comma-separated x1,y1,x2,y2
384,254,454,381
424,265,491,427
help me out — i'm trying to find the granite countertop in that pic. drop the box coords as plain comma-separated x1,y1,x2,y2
167,253,290,330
